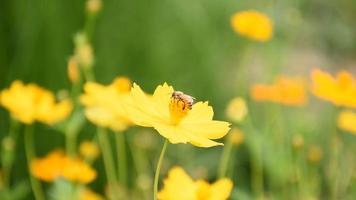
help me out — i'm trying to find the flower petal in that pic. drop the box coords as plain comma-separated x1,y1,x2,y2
181,120,230,139
157,167,196,200
181,101,230,139
209,178,234,200
127,83,169,126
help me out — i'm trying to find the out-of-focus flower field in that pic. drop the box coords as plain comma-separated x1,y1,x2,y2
0,0,356,199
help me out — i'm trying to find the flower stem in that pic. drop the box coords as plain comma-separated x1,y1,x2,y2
218,139,233,178
24,125,45,200
115,132,127,186
1,118,20,187
153,139,168,200
97,127,118,198
65,130,76,156
251,143,264,199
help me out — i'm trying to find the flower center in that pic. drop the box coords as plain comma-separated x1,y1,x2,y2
169,91,194,124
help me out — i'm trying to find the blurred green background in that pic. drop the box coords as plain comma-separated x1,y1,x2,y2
1,0,356,199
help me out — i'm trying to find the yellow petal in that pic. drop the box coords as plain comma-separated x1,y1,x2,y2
158,167,196,200
181,120,230,140
183,102,214,122
209,178,233,200
181,102,230,140
152,83,173,118
127,83,169,126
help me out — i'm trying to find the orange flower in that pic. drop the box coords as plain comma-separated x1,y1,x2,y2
311,69,356,108
31,150,96,184
231,10,273,42
250,76,307,106
30,151,64,182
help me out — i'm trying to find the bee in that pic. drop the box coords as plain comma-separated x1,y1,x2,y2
171,91,195,110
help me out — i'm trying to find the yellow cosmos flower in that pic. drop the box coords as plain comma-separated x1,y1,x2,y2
158,167,233,200
0,80,72,124
250,76,307,106
80,140,100,160
80,77,132,131
228,128,244,146
80,188,104,200
225,97,248,123
31,150,96,184
311,69,356,108
127,83,230,147
337,110,356,135
231,10,273,42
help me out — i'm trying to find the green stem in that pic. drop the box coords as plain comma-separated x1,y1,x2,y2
65,131,76,156
218,139,233,178
2,119,20,187
115,132,127,186
251,144,264,199
24,125,45,200
245,114,264,199
97,127,118,198
83,67,95,82
153,139,168,200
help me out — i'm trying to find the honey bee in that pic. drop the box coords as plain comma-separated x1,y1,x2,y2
171,91,195,110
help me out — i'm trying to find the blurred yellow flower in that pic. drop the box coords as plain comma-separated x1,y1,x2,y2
250,76,307,106
307,145,323,164
292,134,304,150
229,128,244,146
80,140,100,160
311,69,356,108
61,157,97,184
75,33,94,68
0,81,72,124
225,97,248,123
80,77,132,131
67,56,80,83
337,110,356,135
31,150,96,184
127,83,230,147
80,188,104,200
158,167,233,200
231,10,273,42
86,0,102,14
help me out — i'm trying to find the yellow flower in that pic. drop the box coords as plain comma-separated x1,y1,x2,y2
228,128,244,146
250,76,307,106
80,188,104,200
158,167,233,200
292,134,304,150
80,77,132,131
79,140,100,160
31,150,96,184
307,145,323,164
196,179,233,200
225,97,248,123
61,157,97,184
86,0,102,14
30,151,66,182
337,110,356,135
231,10,273,42
126,83,230,147
311,69,356,108
67,56,80,83
0,81,72,124
75,33,94,68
